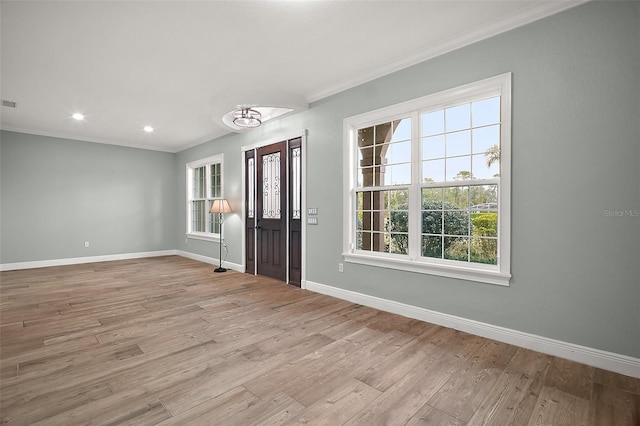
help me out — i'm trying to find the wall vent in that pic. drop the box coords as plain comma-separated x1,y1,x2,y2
2,100,17,108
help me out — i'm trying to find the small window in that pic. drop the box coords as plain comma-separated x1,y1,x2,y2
186,154,224,240
343,74,511,286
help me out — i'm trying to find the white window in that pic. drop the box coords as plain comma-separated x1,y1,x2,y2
186,154,224,241
343,74,511,286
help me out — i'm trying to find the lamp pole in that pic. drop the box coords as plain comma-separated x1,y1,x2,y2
214,211,226,273
210,199,232,273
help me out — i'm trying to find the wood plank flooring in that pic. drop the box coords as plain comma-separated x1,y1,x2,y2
1,256,638,425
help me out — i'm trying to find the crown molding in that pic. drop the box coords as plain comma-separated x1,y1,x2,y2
0,126,176,153
307,1,587,103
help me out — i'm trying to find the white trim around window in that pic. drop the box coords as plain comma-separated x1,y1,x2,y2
186,154,224,242
343,73,512,286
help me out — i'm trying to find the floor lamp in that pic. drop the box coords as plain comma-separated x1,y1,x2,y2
210,199,232,273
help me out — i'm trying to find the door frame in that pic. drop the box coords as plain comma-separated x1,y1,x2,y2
240,129,307,288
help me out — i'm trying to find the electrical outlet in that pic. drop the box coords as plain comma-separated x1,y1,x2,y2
338,263,343,272
84,241,90,248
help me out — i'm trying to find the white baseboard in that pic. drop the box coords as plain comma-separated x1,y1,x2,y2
0,250,245,273
176,250,244,273
305,280,640,379
0,250,178,271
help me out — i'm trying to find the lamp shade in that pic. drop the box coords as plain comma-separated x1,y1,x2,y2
209,199,232,214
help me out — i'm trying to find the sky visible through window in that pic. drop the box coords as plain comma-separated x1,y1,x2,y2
385,96,500,185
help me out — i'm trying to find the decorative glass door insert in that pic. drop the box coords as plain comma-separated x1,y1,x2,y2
262,152,281,219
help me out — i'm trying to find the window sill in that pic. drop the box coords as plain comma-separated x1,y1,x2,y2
342,252,511,286
186,233,221,243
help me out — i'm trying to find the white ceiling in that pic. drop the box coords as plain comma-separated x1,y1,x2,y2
1,1,582,153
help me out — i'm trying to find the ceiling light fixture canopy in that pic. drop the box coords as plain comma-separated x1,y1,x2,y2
232,107,261,128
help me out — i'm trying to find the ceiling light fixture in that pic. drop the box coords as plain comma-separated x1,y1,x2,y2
72,113,85,121
232,108,261,128
143,126,154,133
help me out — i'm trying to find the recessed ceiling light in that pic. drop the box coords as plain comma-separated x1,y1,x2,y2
72,113,85,121
143,126,154,133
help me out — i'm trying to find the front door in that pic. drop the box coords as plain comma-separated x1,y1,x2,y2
245,138,302,286
256,142,287,282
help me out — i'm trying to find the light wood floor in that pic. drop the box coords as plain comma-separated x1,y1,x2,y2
1,256,638,425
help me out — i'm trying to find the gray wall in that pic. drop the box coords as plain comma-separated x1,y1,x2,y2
0,131,177,263
176,2,639,358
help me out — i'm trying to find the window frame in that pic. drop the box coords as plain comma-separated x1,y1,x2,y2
186,154,224,242
343,73,511,286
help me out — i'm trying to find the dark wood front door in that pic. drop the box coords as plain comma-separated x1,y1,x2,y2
256,142,287,282
245,138,302,286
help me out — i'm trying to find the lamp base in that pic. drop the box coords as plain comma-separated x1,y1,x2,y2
214,267,227,273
